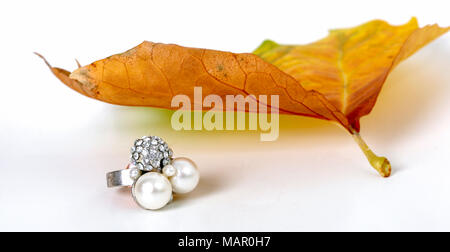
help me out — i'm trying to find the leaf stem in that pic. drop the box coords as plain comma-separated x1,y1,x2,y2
351,130,391,177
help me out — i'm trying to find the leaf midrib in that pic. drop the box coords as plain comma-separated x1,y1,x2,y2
337,46,349,115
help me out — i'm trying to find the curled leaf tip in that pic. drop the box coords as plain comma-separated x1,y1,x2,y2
75,59,81,68
34,52,52,68
36,53,96,98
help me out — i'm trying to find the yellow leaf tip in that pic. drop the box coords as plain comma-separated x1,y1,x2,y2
409,17,418,26
253,39,279,55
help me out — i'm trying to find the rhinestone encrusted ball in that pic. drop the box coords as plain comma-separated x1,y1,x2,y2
130,136,173,172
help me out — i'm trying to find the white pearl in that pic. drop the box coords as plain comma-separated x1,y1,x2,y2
129,168,141,180
162,164,177,177
132,172,172,210
170,157,200,194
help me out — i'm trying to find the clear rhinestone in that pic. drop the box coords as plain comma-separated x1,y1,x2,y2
131,146,136,153
162,158,170,166
159,145,165,152
168,149,173,157
163,143,168,150
135,139,143,146
132,152,140,160
150,160,160,168
150,149,160,158
151,139,158,145
136,146,143,153
136,162,144,170
163,152,169,158
144,165,153,171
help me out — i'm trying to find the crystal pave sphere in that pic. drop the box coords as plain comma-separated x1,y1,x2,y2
130,136,174,172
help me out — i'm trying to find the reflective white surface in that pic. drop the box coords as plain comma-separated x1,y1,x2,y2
1,0,450,231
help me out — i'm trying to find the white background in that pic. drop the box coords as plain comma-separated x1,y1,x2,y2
0,0,449,231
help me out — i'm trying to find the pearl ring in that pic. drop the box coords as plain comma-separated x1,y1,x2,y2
106,136,200,210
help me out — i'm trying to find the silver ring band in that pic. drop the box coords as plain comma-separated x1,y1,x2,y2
106,169,138,188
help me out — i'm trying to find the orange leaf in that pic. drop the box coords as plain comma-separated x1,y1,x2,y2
39,18,449,177
37,43,349,128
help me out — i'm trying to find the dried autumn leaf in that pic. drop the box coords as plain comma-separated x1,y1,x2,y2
38,18,449,177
